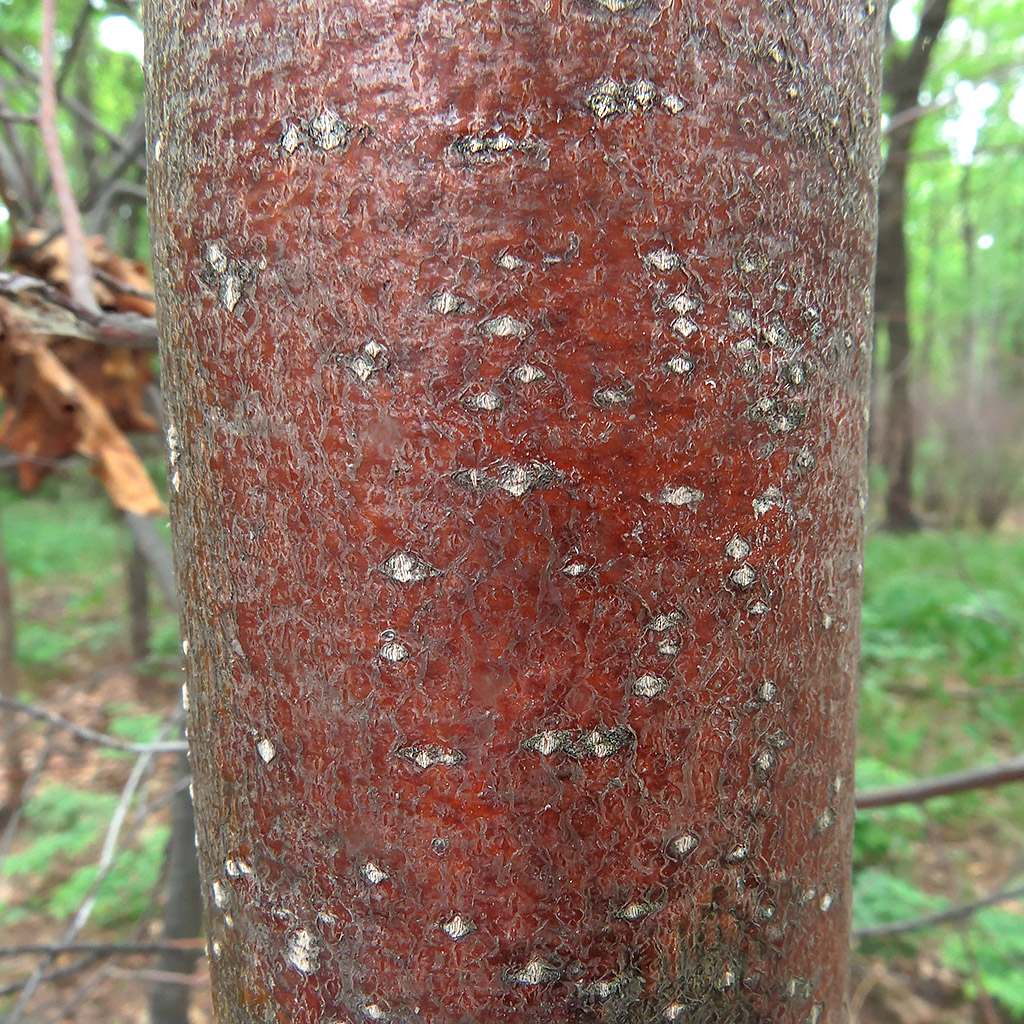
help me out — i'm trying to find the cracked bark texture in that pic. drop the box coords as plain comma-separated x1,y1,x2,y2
144,3,883,1022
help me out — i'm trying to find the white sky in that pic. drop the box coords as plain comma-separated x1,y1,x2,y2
98,14,143,61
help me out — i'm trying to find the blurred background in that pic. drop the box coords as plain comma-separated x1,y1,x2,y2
0,1,1022,1022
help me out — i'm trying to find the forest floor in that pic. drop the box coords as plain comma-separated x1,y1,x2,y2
1,465,1023,1024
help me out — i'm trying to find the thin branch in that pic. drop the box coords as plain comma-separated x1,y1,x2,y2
0,43,139,159
938,134,1024,165
856,754,1024,809
0,96,44,221
105,179,148,203
4,715,177,1023
0,955,103,999
0,694,188,754
881,60,1024,138
0,664,138,874
93,267,154,302
0,940,205,958
105,964,208,987
81,111,146,227
0,453,79,475
39,0,98,313
883,98,951,137
56,2,95,96
854,882,1024,939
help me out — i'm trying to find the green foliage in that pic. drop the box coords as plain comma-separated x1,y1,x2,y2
150,616,185,659
104,701,166,753
1,468,178,680
856,528,1024,1016
943,909,1024,1017
861,532,1024,682
2,784,116,876
853,758,930,863
852,869,948,934
2,476,121,583
44,827,167,926
105,703,165,744
0,783,168,929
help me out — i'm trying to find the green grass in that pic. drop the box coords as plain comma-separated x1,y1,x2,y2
0,783,169,929
855,529,1024,1016
858,530,1024,779
861,531,1024,683
1,464,179,682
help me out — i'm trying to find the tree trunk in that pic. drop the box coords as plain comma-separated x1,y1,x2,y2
145,3,882,1021
874,0,952,532
127,536,151,662
0,512,25,819
148,751,204,1024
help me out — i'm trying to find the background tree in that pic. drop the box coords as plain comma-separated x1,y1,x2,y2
875,0,952,532
873,0,1024,531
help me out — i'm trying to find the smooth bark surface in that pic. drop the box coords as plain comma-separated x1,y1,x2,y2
146,3,882,1022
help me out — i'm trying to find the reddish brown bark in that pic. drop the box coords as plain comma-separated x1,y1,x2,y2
145,2,882,1022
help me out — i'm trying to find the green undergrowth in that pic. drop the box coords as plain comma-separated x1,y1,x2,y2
1,463,179,683
0,464,178,939
0,783,169,929
2,469,1023,1011
855,528,1024,1017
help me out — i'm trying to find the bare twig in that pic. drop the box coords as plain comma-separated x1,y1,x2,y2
896,141,1024,164
0,666,142,874
856,754,1024,809
0,94,44,220
93,266,155,302
56,2,96,95
38,0,99,313
108,964,208,987
5,711,180,1023
81,111,146,229
849,962,885,1024
0,694,188,754
0,945,205,1003
854,882,1024,939
0,452,78,472
0,43,138,159
0,939,205,958
878,61,1024,138
0,955,104,998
